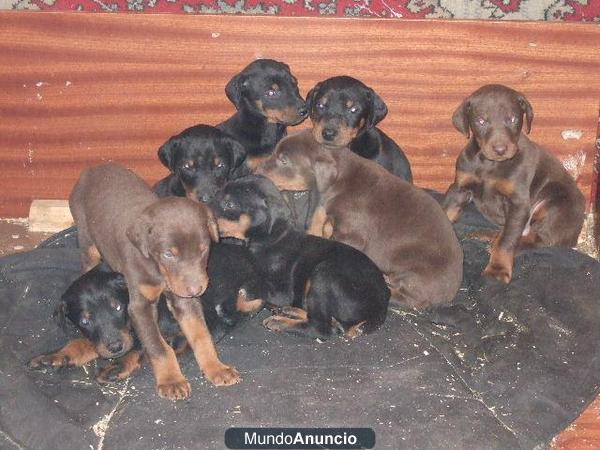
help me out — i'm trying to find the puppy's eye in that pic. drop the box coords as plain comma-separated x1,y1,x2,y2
215,161,225,169
182,162,194,170
317,103,325,110
349,106,359,113
265,89,279,97
162,250,175,260
510,116,517,124
477,118,487,126
278,156,288,165
80,317,91,327
224,200,235,210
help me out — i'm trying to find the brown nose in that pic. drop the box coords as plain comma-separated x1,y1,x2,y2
493,145,507,156
186,283,206,297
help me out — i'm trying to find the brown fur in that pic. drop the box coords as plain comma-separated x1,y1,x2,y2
258,130,463,310
443,85,586,283
69,162,238,400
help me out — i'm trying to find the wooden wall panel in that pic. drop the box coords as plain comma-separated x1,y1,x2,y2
0,13,599,217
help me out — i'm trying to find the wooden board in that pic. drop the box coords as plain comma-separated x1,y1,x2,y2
0,13,599,217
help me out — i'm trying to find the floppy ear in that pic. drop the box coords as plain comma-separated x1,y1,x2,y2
517,94,534,134
126,215,151,258
158,139,177,170
367,89,388,128
205,207,220,243
107,272,129,296
305,82,322,114
225,73,247,110
53,298,68,331
452,99,471,138
313,155,338,191
225,137,249,177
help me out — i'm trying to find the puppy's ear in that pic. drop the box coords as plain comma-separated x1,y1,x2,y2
108,272,128,296
452,99,471,138
225,137,249,177
126,215,151,258
305,82,322,114
367,89,388,128
225,73,247,110
53,298,68,331
204,207,220,243
158,139,177,170
517,94,534,134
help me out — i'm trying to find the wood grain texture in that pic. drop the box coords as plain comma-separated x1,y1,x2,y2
0,13,599,217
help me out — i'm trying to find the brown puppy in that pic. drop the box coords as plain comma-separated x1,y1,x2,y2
443,85,586,283
69,163,240,400
256,130,463,310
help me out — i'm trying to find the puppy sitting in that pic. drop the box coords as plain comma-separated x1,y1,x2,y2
211,175,390,339
443,84,586,283
218,59,307,169
28,264,144,384
153,125,249,201
306,76,412,182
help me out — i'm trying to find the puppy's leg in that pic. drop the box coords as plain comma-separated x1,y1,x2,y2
307,206,331,238
75,218,102,273
96,349,144,384
483,199,530,283
29,338,99,369
443,182,473,223
235,288,264,314
167,294,241,387
128,287,191,401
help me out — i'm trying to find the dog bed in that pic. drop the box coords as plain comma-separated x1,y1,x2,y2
0,204,599,449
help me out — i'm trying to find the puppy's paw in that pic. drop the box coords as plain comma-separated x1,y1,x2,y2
96,354,141,384
157,377,191,401
28,352,70,370
205,364,241,387
483,263,512,284
262,315,285,332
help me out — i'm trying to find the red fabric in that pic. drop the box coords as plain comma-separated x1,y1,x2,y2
16,0,600,21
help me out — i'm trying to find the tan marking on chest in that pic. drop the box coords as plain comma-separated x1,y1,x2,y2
456,170,481,188
139,283,164,302
492,178,516,197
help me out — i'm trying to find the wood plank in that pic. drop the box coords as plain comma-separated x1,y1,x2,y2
0,13,599,216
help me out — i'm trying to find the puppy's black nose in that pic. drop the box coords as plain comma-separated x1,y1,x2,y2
322,128,337,141
107,341,123,354
298,106,308,118
493,145,507,156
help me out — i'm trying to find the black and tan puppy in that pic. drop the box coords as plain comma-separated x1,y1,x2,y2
218,59,307,169
153,125,249,201
70,162,240,401
443,84,586,283
306,76,412,182
28,264,143,384
211,175,390,339
257,130,463,310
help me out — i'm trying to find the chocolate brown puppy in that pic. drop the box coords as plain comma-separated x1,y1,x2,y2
443,84,585,283
257,130,463,309
69,163,240,400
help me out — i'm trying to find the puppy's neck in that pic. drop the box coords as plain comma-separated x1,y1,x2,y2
349,129,379,159
235,109,287,156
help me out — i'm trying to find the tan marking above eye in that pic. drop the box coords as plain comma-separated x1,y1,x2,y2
170,247,180,257
214,157,223,167
346,100,354,108
271,83,279,91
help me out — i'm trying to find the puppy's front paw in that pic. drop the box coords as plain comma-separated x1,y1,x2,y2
28,352,70,370
483,262,512,284
96,353,141,384
205,364,241,386
157,377,191,401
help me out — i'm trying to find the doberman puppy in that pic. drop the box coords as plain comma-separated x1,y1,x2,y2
442,84,586,283
218,59,307,170
211,175,390,339
28,264,143,384
29,244,265,384
70,162,239,400
306,76,413,182
153,125,249,201
257,130,463,310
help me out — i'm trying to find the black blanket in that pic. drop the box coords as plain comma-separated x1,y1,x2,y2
1,205,599,449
